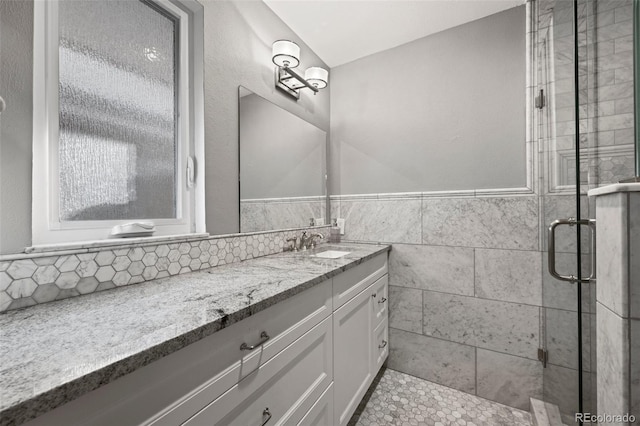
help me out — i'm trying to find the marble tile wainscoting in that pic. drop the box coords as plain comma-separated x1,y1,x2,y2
240,196,327,233
331,191,591,417
0,225,331,313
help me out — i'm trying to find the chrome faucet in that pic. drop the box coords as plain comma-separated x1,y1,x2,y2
300,231,324,250
285,231,325,252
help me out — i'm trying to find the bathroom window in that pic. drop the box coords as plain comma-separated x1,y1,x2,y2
32,0,204,245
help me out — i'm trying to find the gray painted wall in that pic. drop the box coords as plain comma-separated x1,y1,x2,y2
327,5,544,413
0,0,33,255
0,0,330,254
329,6,526,195
201,1,330,236
240,92,326,199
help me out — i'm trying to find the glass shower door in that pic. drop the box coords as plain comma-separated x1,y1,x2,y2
537,0,592,423
538,0,635,423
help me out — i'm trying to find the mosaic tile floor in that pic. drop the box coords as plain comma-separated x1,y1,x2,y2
349,368,532,426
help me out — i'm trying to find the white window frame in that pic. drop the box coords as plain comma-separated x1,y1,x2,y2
32,0,205,246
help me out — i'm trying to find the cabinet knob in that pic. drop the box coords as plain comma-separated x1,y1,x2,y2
379,340,388,349
378,297,387,304
371,293,377,298
261,408,272,426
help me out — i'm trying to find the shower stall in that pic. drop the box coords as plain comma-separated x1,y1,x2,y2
537,0,636,422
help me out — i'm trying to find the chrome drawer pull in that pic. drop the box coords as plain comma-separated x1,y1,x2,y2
261,408,272,426
378,297,387,304
240,331,270,351
379,340,388,349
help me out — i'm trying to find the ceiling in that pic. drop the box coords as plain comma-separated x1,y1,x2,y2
263,0,525,68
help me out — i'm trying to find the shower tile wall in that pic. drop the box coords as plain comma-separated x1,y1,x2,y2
331,193,544,411
589,0,635,183
537,0,635,189
593,190,640,423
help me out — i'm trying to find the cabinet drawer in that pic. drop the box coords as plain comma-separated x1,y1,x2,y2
333,252,387,311
371,274,388,327
297,383,333,426
150,279,332,426
373,319,388,373
183,317,333,426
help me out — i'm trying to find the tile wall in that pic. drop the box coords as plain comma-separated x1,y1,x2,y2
240,197,327,232
331,192,544,411
329,191,600,420
593,190,640,425
0,226,330,313
537,0,635,187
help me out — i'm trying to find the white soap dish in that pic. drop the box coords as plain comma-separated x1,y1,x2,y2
110,222,156,238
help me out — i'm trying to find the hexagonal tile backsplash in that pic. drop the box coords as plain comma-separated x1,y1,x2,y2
0,226,329,313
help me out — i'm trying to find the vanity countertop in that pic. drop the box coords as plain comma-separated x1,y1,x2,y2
0,242,390,425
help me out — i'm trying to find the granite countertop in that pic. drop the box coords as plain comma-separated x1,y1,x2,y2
0,242,390,425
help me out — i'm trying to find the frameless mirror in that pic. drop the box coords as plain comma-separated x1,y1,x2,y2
239,86,327,232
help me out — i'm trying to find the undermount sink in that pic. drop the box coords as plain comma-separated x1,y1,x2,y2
312,250,351,259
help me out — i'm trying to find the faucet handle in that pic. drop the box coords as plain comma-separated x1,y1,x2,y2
308,232,324,249
285,236,298,252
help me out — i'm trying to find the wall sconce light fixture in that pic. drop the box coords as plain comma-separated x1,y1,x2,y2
272,40,328,100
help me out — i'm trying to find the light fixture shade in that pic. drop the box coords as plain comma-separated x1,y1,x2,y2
272,40,300,68
304,67,328,89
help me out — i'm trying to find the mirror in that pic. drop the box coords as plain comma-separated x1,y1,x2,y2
239,87,327,233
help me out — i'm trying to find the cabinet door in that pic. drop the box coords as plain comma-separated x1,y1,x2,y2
333,287,374,426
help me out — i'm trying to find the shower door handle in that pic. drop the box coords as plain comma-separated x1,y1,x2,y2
548,218,596,283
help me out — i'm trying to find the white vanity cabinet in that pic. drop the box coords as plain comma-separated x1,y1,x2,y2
25,279,334,426
333,253,389,426
23,250,389,426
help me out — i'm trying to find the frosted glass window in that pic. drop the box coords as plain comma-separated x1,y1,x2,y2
58,0,177,221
